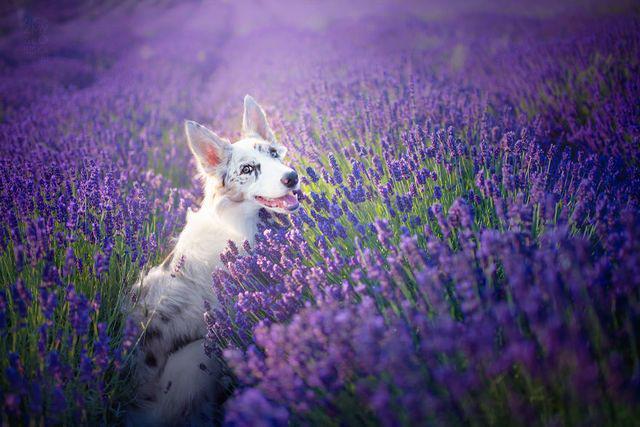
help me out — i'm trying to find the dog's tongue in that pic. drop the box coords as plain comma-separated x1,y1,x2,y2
276,194,299,210
256,193,300,211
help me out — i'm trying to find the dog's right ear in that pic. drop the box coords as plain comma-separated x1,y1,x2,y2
185,120,231,176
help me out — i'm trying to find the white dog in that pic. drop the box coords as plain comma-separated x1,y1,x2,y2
126,95,299,425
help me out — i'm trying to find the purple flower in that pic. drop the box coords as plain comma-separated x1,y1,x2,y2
306,167,319,183
225,388,289,427
10,279,32,319
433,185,442,200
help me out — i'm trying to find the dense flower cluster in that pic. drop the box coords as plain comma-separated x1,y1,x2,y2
213,110,640,425
1,0,639,425
460,15,640,158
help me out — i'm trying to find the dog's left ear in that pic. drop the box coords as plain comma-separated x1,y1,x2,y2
242,95,276,142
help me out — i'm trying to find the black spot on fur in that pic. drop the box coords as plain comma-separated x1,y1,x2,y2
164,381,172,394
144,327,162,343
142,393,156,403
145,353,157,367
254,163,261,179
169,335,193,354
160,313,171,323
199,363,214,375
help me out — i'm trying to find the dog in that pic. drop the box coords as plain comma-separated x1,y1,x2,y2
126,95,300,426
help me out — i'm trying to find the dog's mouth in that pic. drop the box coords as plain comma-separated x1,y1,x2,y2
255,192,299,212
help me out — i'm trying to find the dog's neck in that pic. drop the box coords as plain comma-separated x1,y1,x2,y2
200,190,261,239
171,180,261,279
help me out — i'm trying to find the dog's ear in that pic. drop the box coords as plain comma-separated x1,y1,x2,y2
185,121,231,176
242,95,276,142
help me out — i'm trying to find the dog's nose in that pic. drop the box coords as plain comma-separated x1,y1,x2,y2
281,171,299,189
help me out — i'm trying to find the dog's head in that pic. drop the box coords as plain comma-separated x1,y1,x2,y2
185,95,299,214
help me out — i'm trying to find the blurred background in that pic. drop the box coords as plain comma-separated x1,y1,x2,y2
1,0,638,156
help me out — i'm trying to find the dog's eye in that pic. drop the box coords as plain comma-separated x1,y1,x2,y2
269,149,278,158
241,165,254,175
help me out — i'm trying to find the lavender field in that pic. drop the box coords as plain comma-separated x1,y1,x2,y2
1,0,640,425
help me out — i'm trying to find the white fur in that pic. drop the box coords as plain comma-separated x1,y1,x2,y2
126,95,298,426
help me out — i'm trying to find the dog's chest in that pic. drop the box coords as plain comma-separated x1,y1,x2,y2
136,206,258,326
175,219,251,268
